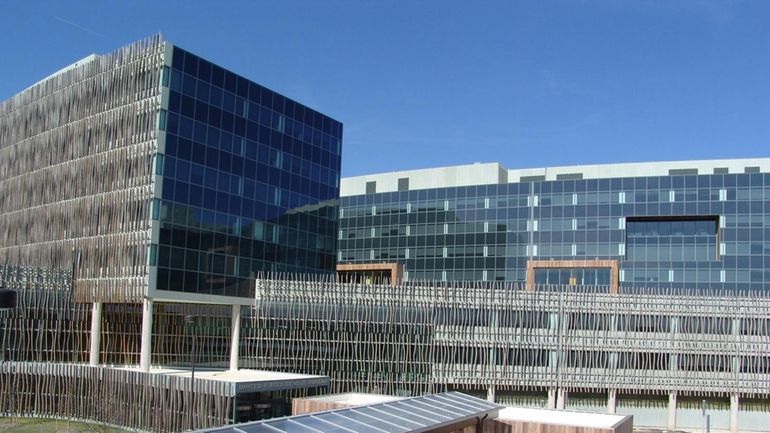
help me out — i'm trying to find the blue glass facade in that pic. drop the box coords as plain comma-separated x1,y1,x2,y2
152,46,342,298
339,171,770,291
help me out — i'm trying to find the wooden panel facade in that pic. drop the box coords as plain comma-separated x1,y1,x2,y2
253,276,770,397
0,362,233,433
291,398,351,415
336,262,404,285
525,260,619,294
2,271,770,431
0,35,164,303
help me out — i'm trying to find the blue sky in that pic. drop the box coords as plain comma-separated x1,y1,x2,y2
2,1,769,177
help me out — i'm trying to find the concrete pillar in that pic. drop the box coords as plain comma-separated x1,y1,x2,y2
607,389,617,414
730,393,739,433
667,391,677,431
89,302,102,366
547,388,556,409
139,298,153,372
229,304,241,371
486,385,496,403
556,389,567,410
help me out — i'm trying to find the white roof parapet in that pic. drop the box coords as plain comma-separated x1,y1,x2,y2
341,158,770,196
340,162,507,196
116,365,329,396
508,157,770,183
496,407,631,430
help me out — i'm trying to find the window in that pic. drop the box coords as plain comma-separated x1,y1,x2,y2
626,217,718,237
668,168,698,176
556,173,583,180
626,216,719,262
520,175,545,182
365,181,376,194
534,268,611,286
744,166,760,173
397,177,409,192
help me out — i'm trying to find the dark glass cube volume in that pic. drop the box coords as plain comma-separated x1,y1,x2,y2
153,46,342,298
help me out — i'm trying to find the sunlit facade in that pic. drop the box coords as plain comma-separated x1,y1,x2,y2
339,159,770,292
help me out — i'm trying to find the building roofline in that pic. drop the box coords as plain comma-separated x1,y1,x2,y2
340,157,770,196
21,54,100,93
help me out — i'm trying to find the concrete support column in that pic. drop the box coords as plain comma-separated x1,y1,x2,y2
547,388,556,409
607,389,617,414
730,393,739,433
139,298,153,372
229,304,241,371
89,302,103,366
667,391,677,431
486,385,496,403
556,389,567,410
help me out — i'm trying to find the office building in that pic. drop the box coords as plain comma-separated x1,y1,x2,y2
329,160,770,432
338,159,770,291
251,274,770,433
0,34,342,431
2,33,770,433
0,34,341,304
0,33,341,363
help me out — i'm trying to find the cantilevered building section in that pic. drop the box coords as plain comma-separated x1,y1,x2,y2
339,159,770,291
0,35,344,418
